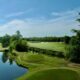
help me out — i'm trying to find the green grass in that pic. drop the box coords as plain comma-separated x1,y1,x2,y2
16,51,80,80
8,42,79,80
16,52,67,70
23,69,79,80
24,53,44,63
0,42,80,80
28,42,68,52
15,51,77,80
0,43,2,48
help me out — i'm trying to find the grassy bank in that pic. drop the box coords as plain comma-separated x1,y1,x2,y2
1,42,79,80
14,51,80,80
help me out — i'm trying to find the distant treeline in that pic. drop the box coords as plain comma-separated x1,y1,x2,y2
26,36,71,43
0,35,71,47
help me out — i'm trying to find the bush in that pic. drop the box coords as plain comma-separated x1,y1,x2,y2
15,39,28,52
55,52,64,58
1,34,10,47
64,36,71,44
28,47,64,58
67,45,80,63
66,29,80,63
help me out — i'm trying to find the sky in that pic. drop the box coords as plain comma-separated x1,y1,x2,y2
0,0,80,37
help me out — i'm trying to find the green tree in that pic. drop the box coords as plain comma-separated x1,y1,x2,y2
9,30,23,53
15,30,22,40
76,13,80,22
15,39,28,52
1,34,10,47
64,36,71,44
10,30,22,42
67,14,80,63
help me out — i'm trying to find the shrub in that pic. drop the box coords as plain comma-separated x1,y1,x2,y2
67,45,80,63
55,52,64,58
66,29,80,63
1,34,10,47
15,39,28,52
64,36,71,44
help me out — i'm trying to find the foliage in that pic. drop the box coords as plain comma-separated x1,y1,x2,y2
9,30,27,52
2,51,9,63
1,30,22,48
15,30,22,40
67,30,80,63
15,39,28,52
64,36,71,44
66,14,80,63
67,17,80,63
10,30,22,43
76,13,80,22
1,34,10,47
68,45,80,63
27,37,64,42
28,46,64,58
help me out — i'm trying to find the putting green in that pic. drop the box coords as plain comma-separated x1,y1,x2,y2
26,68,80,80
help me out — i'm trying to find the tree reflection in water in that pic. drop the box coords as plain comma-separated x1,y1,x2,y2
2,50,13,65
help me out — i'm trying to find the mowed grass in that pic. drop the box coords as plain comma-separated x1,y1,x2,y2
16,52,67,80
12,42,79,80
16,52,80,80
28,42,68,52
25,69,80,80
16,52,67,70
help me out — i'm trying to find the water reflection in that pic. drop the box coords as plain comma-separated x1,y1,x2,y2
2,51,9,63
9,58,13,65
2,51,14,65
0,52,27,80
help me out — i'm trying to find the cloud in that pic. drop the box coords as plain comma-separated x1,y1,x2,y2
0,8,80,37
51,12,60,16
5,12,25,18
51,8,80,17
5,8,33,18
0,19,30,36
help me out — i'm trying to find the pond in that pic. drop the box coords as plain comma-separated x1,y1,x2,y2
0,52,27,80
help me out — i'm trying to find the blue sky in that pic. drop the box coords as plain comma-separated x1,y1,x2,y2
0,0,80,37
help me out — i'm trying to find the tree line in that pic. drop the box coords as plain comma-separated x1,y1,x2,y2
0,33,71,48
26,36,71,43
